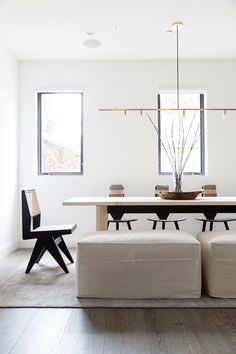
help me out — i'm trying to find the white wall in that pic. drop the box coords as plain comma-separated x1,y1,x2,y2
0,43,18,258
19,60,236,246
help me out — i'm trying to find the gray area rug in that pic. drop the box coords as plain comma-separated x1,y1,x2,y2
1,249,236,308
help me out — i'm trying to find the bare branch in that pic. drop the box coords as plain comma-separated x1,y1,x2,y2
180,121,200,174
179,111,198,172
170,117,177,173
164,127,177,173
181,111,197,156
177,114,182,174
146,111,200,178
146,113,175,171
179,114,185,173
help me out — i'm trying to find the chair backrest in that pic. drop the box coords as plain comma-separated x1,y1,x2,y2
202,184,217,197
109,184,124,220
155,184,169,197
109,184,125,197
22,190,41,239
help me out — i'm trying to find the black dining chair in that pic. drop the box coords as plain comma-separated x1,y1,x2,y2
22,189,77,273
107,184,137,230
147,184,186,230
196,184,236,231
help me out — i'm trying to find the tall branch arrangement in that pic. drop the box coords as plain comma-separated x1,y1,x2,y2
146,112,200,192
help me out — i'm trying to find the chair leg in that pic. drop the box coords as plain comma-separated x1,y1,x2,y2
127,221,132,230
224,221,230,230
107,221,110,229
174,221,180,230
210,222,214,231
25,239,45,273
45,237,69,273
202,220,206,232
116,222,119,230
162,222,165,230
57,237,74,263
35,247,46,263
152,221,157,230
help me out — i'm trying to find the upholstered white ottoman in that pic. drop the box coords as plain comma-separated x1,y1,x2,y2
76,230,201,299
198,231,236,298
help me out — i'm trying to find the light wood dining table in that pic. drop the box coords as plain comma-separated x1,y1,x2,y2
62,196,236,231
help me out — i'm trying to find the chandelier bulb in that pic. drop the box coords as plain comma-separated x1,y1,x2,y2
222,110,227,119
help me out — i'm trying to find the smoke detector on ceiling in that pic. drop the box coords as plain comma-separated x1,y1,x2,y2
83,31,101,48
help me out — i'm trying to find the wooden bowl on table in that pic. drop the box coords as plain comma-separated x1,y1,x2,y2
158,191,201,200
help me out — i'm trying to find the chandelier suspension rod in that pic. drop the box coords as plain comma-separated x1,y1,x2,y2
176,25,180,110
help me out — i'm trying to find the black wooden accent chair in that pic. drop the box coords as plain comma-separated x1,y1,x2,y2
107,184,137,230
147,184,186,230
22,190,77,273
196,184,236,231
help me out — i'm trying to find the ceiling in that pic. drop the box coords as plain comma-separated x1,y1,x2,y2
0,0,236,60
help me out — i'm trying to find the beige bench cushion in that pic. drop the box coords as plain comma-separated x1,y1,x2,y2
76,230,201,299
198,231,236,298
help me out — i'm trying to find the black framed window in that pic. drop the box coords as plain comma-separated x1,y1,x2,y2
38,92,83,175
158,92,205,175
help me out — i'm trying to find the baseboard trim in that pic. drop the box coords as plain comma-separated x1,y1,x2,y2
0,241,19,260
19,240,35,248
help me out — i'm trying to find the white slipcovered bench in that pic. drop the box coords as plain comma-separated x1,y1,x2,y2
198,231,236,298
76,230,201,299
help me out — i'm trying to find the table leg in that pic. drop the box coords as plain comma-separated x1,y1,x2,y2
96,205,108,231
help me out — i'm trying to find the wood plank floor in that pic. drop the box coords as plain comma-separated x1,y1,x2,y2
1,308,236,354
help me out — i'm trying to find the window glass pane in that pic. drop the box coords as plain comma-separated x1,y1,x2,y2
158,92,204,174
38,92,83,174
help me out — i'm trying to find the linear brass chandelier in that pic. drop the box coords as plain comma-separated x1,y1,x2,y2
99,22,236,117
